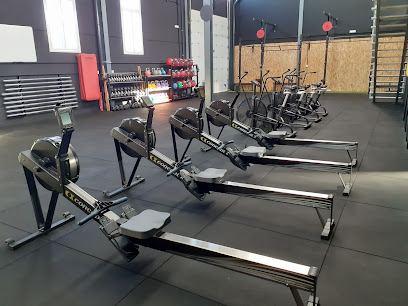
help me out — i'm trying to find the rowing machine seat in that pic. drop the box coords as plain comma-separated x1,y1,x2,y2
193,168,227,183
240,146,266,158
119,209,171,239
266,131,287,139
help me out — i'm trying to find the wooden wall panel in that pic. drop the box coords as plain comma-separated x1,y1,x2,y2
234,38,375,92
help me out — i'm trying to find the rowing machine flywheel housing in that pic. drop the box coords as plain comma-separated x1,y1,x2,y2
30,136,80,191
119,118,156,157
173,107,204,139
207,100,230,127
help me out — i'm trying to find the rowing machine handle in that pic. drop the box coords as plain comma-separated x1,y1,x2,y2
218,140,234,151
167,161,192,177
78,197,128,226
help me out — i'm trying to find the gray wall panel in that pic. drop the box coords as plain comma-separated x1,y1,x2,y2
0,0,182,126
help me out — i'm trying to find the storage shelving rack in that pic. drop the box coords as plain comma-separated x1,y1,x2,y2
166,64,199,101
145,74,172,104
106,72,145,111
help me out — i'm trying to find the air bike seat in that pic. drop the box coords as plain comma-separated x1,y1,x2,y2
119,209,171,239
193,168,227,183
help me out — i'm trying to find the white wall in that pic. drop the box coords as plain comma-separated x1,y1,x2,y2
190,10,229,94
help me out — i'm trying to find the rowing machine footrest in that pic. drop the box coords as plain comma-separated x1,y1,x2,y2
240,146,266,158
193,168,227,183
119,209,171,239
265,131,287,139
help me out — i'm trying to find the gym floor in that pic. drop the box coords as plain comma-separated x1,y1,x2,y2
0,93,407,306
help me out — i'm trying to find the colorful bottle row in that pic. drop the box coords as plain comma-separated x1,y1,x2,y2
166,58,194,66
149,93,170,104
148,80,169,90
173,79,196,89
145,68,166,76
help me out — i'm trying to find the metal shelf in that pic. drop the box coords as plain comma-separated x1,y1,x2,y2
148,87,170,92
108,80,144,84
110,95,137,100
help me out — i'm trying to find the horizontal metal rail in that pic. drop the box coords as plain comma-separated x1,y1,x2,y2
5,98,77,109
3,76,71,83
2,76,78,118
4,94,77,105
4,80,73,87
7,105,78,117
6,102,78,114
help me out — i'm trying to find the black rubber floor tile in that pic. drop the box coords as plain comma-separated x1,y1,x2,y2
288,146,362,168
70,130,118,162
0,243,144,306
359,145,408,180
197,218,328,267
57,198,217,275
0,169,50,212
137,177,239,214
317,246,408,306
348,173,408,209
221,194,345,242
117,278,221,306
333,109,379,123
75,156,117,181
78,162,171,198
0,222,49,269
369,124,407,148
151,220,323,306
332,200,408,262
0,193,87,242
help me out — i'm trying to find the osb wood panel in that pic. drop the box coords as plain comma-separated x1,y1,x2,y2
234,38,379,92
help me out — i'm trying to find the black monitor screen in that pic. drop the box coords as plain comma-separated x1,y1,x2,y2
141,96,154,107
60,112,72,126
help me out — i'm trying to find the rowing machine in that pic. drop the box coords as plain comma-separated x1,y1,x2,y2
204,83,358,162
108,97,335,239
5,105,321,305
169,90,356,195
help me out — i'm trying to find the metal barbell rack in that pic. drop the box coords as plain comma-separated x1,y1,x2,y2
2,76,78,118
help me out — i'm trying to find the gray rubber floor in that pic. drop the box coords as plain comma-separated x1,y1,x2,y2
0,93,407,306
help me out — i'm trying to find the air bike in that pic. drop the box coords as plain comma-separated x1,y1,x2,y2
5,104,321,306
169,86,357,195
206,73,357,159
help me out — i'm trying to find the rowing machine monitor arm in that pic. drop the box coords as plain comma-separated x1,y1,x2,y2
140,96,154,130
197,86,205,118
54,106,76,186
